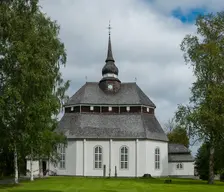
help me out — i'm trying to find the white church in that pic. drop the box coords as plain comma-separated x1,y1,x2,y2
27,31,195,178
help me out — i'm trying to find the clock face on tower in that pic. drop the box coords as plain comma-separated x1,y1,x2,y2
108,84,113,90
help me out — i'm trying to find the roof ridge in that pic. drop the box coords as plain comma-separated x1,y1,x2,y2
65,84,87,105
135,84,156,108
134,83,141,104
81,82,89,101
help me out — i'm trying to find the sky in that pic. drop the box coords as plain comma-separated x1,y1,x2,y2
39,0,223,154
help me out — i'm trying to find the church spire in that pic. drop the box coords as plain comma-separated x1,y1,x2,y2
102,21,118,76
99,21,121,93
105,22,114,62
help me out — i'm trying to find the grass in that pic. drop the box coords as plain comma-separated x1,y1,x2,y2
0,176,224,192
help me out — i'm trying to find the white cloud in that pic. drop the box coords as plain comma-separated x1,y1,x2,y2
39,0,224,153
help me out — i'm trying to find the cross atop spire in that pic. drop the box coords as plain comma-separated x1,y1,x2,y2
107,20,112,36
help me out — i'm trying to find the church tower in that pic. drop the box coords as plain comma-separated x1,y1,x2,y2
99,23,121,93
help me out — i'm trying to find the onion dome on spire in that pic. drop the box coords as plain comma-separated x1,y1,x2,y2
102,22,118,76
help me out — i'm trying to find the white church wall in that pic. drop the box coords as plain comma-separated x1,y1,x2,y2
168,162,194,176
136,140,147,177
112,140,136,177
26,140,195,178
26,160,39,176
64,140,76,175
74,139,148,177
45,139,169,177
146,140,168,177
75,140,84,176
48,160,56,174
49,140,76,176
85,140,110,177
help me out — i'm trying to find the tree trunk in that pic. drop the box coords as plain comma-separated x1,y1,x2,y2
14,145,19,184
39,159,43,178
208,145,215,184
47,157,50,176
30,152,34,181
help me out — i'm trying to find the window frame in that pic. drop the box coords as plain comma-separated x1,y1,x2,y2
94,145,103,169
176,163,184,170
58,144,66,169
120,146,129,170
155,147,160,170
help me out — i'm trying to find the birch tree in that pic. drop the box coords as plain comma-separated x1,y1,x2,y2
175,12,224,184
0,0,69,183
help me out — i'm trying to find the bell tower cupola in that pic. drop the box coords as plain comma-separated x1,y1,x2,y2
99,22,121,93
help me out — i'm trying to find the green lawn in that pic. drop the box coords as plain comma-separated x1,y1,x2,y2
0,176,224,192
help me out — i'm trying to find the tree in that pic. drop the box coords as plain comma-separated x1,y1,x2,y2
164,117,176,133
36,128,67,177
175,12,224,184
195,142,212,180
164,118,190,147
0,0,69,183
195,141,224,180
167,127,189,148
0,148,14,178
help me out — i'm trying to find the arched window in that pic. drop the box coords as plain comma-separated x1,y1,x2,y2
94,146,103,169
176,163,183,170
59,144,66,169
155,147,160,170
120,146,128,169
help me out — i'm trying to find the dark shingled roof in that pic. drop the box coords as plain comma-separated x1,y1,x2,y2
168,154,194,162
168,143,191,154
57,113,168,141
168,144,194,162
65,82,156,107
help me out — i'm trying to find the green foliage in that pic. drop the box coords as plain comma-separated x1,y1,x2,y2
220,173,224,182
164,118,190,147
35,127,67,164
167,127,189,148
195,142,224,180
175,12,224,184
0,0,70,181
195,143,211,180
0,148,14,177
